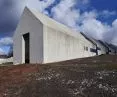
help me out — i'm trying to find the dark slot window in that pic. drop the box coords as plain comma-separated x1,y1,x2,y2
86,47,88,51
84,46,88,51
90,48,97,53
23,33,30,63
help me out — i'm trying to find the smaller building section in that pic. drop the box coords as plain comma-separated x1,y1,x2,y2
109,44,117,54
105,43,117,55
80,32,97,54
93,40,117,55
95,40,109,55
80,33,117,56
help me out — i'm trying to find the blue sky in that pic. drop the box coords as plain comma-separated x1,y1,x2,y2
0,0,117,54
90,0,117,24
90,0,117,11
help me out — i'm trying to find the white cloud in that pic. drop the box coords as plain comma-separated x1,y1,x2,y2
51,0,80,28
79,11,117,43
81,10,98,20
16,0,28,16
80,19,108,40
107,19,117,45
5,0,28,20
81,0,90,4
0,48,6,55
0,37,13,55
0,37,13,46
112,19,117,27
100,10,116,18
27,0,55,13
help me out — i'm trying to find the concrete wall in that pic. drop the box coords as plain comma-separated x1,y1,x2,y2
13,8,43,65
43,25,96,63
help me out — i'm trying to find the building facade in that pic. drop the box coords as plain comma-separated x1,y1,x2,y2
13,7,97,64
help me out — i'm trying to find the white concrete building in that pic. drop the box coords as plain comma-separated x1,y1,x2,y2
96,40,109,55
80,33,110,55
92,40,109,55
13,7,97,64
105,43,116,54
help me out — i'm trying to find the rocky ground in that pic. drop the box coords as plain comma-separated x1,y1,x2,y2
0,55,117,97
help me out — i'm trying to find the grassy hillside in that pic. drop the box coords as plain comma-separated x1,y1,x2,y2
0,55,117,97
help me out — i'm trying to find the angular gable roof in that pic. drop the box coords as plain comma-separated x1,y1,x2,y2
24,7,95,43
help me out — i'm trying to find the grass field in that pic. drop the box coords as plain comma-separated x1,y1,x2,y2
0,55,117,97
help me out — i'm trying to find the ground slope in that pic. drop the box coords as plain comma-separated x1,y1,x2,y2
0,55,117,97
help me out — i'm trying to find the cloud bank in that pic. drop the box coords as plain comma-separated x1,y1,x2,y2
0,37,13,55
0,48,6,55
0,37,13,46
0,0,27,35
0,0,27,55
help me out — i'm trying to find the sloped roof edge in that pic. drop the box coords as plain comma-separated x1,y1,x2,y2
24,6,86,40
80,32,97,45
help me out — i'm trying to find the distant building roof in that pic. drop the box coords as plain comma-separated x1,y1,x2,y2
105,43,117,51
97,40,109,49
80,32,97,46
